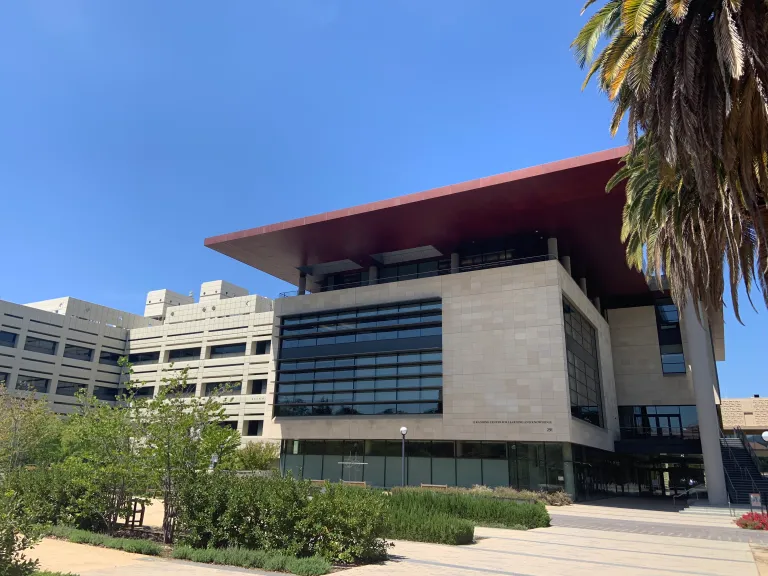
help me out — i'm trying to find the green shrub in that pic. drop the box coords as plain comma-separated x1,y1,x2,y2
219,442,279,471
389,488,550,529
34,572,79,576
385,508,474,545
0,488,41,576
44,526,162,556
176,473,388,563
170,546,331,575
465,485,573,506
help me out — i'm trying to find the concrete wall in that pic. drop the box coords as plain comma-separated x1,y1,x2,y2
126,294,275,437
722,398,768,431
0,298,128,414
269,260,619,451
607,306,695,406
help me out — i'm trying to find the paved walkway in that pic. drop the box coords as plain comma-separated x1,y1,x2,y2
31,499,766,576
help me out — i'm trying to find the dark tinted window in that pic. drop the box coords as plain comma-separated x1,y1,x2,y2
16,375,50,393
133,386,155,398
0,331,18,348
563,299,603,427
168,347,201,361
250,379,267,394
128,351,160,364
205,381,241,396
63,344,93,362
24,336,57,356
655,299,686,374
245,420,264,436
210,343,246,358
93,386,119,402
55,381,87,396
99,350,123,366
255,341,271,355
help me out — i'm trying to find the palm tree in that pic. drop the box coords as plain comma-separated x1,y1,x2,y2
607,137,767,321
573,0,768,314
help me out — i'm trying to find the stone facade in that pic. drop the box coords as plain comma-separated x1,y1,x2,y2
269,260,618,451
721,398,768,431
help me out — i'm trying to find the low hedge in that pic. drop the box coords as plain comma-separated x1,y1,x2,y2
44,525,163,556
385,508,474,545
389,488,550,529
463,485,573,506
172,546,331,576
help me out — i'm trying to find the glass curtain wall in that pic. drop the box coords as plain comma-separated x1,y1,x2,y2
281,439,570,493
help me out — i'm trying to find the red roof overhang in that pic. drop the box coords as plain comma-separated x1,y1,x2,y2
205,146,648,298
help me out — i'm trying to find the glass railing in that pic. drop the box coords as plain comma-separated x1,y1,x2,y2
279,254,555,297
619,426,700,440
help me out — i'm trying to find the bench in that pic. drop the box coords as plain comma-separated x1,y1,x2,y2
420,483,449,490
341,480,367,487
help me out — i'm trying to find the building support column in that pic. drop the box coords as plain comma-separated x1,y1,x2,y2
592,297,601,314
682,300,728,506
368,265,378,286
547,237,558,260
297,272,307,296
450,252,460,273
560,256,572,276
578,277,587,296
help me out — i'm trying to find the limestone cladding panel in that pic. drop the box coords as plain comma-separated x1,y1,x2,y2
268,261,612,450
721,398,768,431
558,267,619,451
607,306,695,406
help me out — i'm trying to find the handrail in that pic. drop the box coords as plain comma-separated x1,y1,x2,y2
720,428,759,499
672,485,702,508
734,426,763,476
619,426,700,440
278,254,556,297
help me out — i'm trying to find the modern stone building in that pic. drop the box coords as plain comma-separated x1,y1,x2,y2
3,147,751,503
203,147,733,503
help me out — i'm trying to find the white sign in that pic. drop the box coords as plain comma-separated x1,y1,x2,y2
750,493,762,507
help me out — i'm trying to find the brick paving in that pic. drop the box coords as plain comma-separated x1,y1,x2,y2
550,512,768,544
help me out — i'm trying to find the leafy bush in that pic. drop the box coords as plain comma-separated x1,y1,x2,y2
385,507,474,545
219,442,279,471
389,488,550,529
45,526,162,556
463,485,573,506
176,473,388,563
0,488,41,576
171,546,331,575
5,467,76,527
736,512,768,530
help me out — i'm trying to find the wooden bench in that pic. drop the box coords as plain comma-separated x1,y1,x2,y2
341,480,367,487
420,483,449,491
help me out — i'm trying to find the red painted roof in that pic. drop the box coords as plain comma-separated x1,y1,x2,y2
205,146,647,297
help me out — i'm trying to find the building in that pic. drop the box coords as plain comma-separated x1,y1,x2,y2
3,148,748,503
203,147,733,503
0,281,276,438
721,396,768,471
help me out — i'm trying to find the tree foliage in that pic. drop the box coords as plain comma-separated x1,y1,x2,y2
0,489,40,576
574,0,768,318
57,390,149,534
129,366,240,543
220,441,279,471
0,385,62,474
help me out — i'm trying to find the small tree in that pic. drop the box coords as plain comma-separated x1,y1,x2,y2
0,385,62,474
221,441,279,471
0,488,40,576
134,367,239,544
59,389,148,534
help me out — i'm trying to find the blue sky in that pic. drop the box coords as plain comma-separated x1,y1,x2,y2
0,0,763,398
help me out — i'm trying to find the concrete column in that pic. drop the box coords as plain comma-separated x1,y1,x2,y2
368,265,378,286
578,277,587,295
450,252,460,273
297,273,307,296
682,300,728,506
592,297,601,314
547,237,558,259
560,256,572,276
